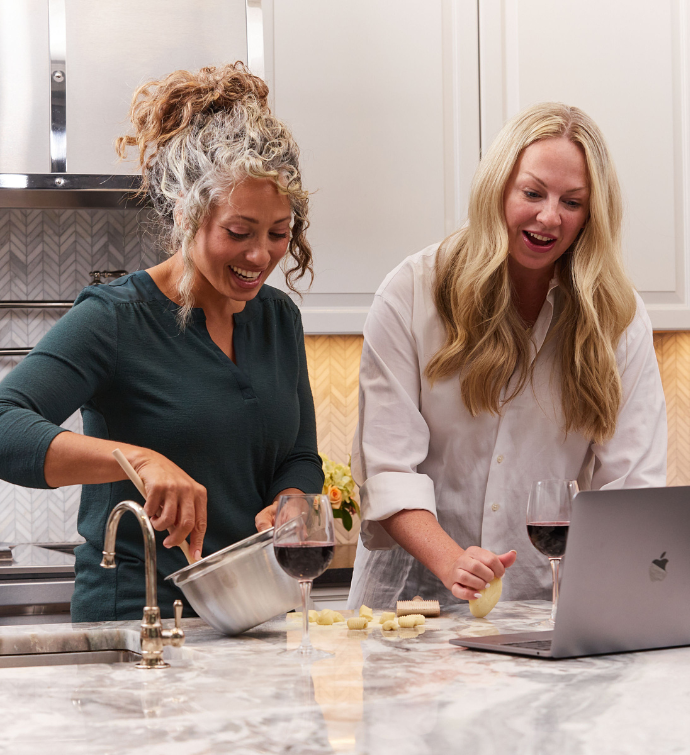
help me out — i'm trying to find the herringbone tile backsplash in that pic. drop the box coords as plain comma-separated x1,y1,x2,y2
0,208,688,546
0,209,160,544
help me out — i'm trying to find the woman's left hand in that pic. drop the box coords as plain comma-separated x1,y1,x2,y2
255,487,304,531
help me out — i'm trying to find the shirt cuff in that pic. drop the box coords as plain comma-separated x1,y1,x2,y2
359,471,436,550
266,464,325,506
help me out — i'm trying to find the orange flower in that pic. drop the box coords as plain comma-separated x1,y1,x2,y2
327,485,343,509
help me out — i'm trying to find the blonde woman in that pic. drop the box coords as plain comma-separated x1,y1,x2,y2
348,103,667,609
0,64,323,621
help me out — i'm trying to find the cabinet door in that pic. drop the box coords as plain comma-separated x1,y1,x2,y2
65,0,247,175
269,0,480,333
479,0,689,329
0,0,50,174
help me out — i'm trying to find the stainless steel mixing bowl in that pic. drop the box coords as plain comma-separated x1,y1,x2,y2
166,528,302,635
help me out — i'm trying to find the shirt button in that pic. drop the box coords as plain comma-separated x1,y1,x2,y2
497,455,504,464
491,503,500,512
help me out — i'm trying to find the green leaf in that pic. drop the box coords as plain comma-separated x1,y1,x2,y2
340,509,353,531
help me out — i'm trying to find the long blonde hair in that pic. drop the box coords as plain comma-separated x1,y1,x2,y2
115,63,312,326
426,102,636,444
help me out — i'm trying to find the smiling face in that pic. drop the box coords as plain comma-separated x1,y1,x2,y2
190,176,291,310
503,137,590,278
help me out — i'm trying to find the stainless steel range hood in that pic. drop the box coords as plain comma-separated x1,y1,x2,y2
0,173,142,208
0,0,263,209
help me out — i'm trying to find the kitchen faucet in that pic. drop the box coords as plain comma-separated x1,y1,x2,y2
100,500,185,669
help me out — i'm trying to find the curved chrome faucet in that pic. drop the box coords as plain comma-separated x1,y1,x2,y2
100,500,185,669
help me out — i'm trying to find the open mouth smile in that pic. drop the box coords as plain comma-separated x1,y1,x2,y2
522,230,557,252
230,264,264,288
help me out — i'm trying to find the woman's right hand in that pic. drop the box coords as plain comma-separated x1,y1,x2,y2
130,450,208,562
443,546,517,601
43,433,208,561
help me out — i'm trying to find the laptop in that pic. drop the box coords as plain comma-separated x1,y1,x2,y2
450,486,690,659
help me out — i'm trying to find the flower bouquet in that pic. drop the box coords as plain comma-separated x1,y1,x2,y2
319,452,360,531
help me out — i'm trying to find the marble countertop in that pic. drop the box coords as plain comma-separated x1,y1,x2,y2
1,600,689,754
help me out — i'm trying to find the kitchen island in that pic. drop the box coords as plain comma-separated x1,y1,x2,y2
1,601,688,754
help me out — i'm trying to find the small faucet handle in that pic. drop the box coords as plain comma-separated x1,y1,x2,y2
173,599,183,629
160,600,185,650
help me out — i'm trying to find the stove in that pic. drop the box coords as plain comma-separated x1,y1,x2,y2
0,543,77,625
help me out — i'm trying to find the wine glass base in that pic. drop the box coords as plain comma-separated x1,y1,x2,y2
280,646,333,661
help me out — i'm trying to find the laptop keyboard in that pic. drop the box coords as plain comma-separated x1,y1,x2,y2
504,639,553,651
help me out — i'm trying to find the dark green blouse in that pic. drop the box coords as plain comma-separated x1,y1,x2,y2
0,272,324,621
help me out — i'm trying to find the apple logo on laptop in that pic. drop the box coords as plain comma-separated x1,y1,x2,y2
649,552,668,582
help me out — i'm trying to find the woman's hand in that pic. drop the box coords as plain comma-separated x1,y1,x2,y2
43,433,208,561
380,510,517,602
443,546,517,601
255,488,304,532
131,450,208,561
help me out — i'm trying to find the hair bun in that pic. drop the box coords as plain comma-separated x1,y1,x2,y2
194,62,269,114
116,62,269,173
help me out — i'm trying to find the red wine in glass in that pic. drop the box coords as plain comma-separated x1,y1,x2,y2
273,493,335,659
526,480,578,624
274,542,335,580
527,522,570,559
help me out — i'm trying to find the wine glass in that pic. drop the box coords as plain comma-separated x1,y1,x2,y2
526,479,578,624
273,493,335,659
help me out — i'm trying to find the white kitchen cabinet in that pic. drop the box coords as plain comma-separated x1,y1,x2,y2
267,0,480,333
479,0,690,330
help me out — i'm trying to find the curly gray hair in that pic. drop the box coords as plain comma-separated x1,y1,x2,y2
116,63,313,326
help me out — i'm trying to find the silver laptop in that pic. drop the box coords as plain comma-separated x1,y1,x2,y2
450,486,690,659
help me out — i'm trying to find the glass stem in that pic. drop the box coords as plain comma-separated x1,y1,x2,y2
299,580,313,653
549,558,561,623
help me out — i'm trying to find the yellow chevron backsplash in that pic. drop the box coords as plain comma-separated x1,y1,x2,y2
304,335,363,468
654,332,690,486
307,333,690,488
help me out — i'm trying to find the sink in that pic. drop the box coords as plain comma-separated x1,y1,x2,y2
0,649,141,668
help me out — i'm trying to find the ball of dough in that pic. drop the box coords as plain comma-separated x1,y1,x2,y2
398,614,425,628
381,619,398,631
308,610,319,623
316,611,334,625
379,611,396,624
347,617,369,630
469,577,503,618
359,605,374,620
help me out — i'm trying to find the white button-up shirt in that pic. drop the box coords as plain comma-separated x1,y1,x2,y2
348,244,667,609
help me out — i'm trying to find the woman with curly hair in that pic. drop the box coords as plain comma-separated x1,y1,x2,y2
348,102,667,610
0,63,324,621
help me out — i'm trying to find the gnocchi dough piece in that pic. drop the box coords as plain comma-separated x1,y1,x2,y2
379,611,396,624
398,614,425,628
308,610,320,623
347,617,369,630
332,612,345,623
317,611,334,625
381,619,398,631
359,605,374,620
469,577,503,618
